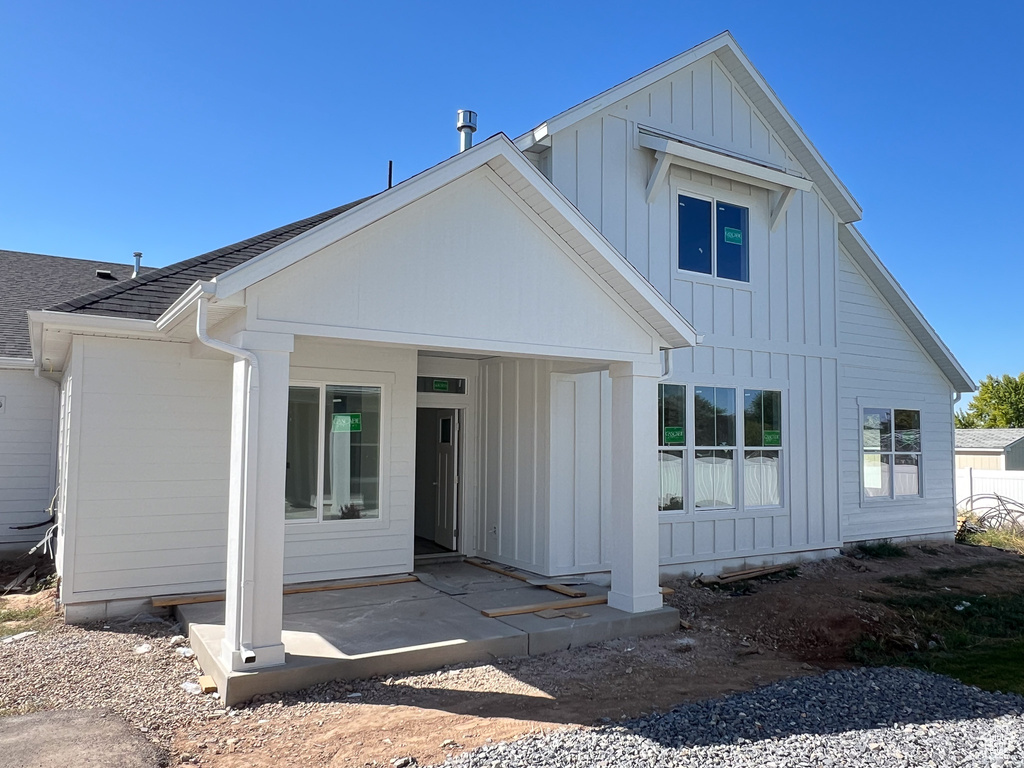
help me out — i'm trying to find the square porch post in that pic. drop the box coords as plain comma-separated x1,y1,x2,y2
221,331,293,671
607,361,663,613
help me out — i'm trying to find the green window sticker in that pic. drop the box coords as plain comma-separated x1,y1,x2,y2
332,413,362,433
763,429,781,446
663,426,685,445
433,379,449,392
724,227,743,246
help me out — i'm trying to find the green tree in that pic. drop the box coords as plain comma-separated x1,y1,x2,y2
956,373,1024,428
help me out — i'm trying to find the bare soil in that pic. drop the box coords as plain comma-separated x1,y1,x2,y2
6,543,1024,768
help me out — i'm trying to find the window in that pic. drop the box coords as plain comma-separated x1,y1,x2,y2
694,386,736,509
678,194,749,282
862,407,921,499
744,389,783,507
285,383,382,522
658,384,686,511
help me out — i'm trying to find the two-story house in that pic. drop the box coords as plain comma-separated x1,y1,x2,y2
26,33,972,682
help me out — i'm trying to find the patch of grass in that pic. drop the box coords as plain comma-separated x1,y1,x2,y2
0,604,43,623
879,560,1023,590
856,540,908,559
853,589,1024,694
966,527,1024,555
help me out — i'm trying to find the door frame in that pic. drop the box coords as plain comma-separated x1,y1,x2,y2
415,406,463,554
415,356,479,557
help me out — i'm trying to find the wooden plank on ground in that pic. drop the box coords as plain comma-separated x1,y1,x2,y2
465,558,587,598
715,564,793,584
197,675,218,694
481,595,608,618
151,575,419,608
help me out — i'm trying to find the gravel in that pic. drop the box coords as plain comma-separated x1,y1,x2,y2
434,667,1024,767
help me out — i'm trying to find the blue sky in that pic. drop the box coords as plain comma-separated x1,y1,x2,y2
1,1,1020,384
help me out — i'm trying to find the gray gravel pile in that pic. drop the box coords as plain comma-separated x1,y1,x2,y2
436,667,1024,767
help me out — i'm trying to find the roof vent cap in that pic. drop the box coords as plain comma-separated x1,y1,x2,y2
457,109,477,152
95,269,115,280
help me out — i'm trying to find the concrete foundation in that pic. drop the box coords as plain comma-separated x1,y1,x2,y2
181,562,679,706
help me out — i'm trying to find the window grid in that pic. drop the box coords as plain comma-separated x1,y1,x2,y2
862,407,922,500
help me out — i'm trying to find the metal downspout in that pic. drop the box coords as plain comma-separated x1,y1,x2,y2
195,290,260,661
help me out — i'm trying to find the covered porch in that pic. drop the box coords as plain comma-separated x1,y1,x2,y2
181,560,679,706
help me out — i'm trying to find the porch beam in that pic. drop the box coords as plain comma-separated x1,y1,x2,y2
607,361,663,614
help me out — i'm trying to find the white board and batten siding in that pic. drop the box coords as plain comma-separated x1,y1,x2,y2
541,51,845,570
837,249,956,541
0,368,58,551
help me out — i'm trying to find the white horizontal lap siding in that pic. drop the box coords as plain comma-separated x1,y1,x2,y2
283,339,417,584
0,369,58,546
478,358,549,573
837,250,956,542
67,336,232,602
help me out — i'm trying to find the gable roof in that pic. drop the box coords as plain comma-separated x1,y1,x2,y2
48,198,372,321
0,250,148,359
838,224,973,393
201,133,699,351
955,429,1024,451
514,31,862,225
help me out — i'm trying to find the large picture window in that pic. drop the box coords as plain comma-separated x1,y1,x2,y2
678,194,749,282
285,383,382,522
862,407,921,499
658,384,686,511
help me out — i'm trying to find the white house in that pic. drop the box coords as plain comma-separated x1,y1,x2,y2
0,250,146,553
24,32,972,675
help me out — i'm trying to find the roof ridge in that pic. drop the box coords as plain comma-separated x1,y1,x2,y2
0,249,140,269
47,197,374,314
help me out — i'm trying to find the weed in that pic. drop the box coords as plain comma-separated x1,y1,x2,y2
855,540,907,559
0,604,43,623
853,589,1024,694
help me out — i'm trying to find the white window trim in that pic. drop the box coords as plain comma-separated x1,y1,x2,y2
858,403,924,505
672,177,759,286
286,375,391,532
659,382,787,516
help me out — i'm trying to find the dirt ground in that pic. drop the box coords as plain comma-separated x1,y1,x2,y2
5,543,1024,768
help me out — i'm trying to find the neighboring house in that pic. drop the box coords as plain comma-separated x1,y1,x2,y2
955,429,1024,471
22,32,972,676
0,250,148,553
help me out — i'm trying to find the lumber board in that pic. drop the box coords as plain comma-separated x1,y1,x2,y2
715,564,793,584
481,595,608,618
151,575,418,608
465,558,587,598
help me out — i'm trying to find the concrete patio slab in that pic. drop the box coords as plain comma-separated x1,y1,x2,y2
181,562,678,706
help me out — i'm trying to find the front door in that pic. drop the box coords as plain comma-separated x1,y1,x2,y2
415,408,459,553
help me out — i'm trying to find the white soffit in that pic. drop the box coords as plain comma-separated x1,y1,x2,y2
203,134,700,350
838,225,974,394
515,31,863,225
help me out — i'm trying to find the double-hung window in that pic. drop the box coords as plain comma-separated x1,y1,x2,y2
285,383,382,522
743,389,783,507
678,194,749,282
693,386,736,509
862,408,921,499
658,384,686,511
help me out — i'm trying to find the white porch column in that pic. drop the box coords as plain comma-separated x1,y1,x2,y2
221,331,294,671
607,360,663,613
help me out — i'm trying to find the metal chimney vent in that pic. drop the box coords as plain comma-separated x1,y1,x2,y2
457,109,477,152
132,251,143,279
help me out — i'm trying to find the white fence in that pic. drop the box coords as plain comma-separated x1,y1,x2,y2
955,468,1024,508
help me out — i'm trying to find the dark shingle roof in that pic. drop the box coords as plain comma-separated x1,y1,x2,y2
955,428,1024,451
49,197,374,321
0,251,150,358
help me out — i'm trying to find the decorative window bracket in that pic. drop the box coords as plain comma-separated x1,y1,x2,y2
639,126,813,232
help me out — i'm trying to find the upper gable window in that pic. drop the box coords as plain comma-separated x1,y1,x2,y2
678,194,749,282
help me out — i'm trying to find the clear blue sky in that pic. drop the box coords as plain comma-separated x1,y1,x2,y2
2,1,1020,385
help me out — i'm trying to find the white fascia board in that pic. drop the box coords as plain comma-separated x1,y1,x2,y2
838,225,974,393
514,31,733,152
0,356,35,370
638,131,815,193
27,309,162,365
515,31,862,224
210,133,700,350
